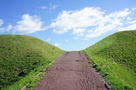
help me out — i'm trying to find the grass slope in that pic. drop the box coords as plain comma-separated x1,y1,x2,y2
0,35,63,89
84,30,136,90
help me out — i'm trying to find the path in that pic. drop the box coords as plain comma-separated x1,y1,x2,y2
34,51,108,90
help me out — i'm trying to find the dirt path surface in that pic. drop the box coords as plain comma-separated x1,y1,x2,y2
34,51,108,90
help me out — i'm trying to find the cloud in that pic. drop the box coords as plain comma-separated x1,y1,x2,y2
13,14,46,34
1,7,135,38
127,17,132,20
50,7,134,39
0,19,4,32
132,8,136,11
0,19,13,32
50,4,58,10
40,4,58,10
0,19,4,26
73,28,85,34
119,23,136,31
0,24,13,33
107,8,131,18
46,38,51,42
40,6,48,10
0,27,4,32
50,7,104,34
65,39,68,42
6,24,13,31
54,43,61,46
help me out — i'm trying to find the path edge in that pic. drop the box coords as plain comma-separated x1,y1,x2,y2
20,53,63,90
82,50,112,90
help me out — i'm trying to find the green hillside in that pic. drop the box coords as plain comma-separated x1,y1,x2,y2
84,30,136,90
0,35,63,89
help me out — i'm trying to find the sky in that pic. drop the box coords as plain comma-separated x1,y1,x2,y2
0,0,136,51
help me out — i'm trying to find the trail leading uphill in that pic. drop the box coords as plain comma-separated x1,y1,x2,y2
34,51,108,90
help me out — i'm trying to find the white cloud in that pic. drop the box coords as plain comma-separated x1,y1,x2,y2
127,17,132,20
107,8,131,18
50,7,104,34
0,27,4,32
40,4,58,10
50,4,58,10
1,7,135,39
65,39,68,42
13,14,46,34
119,24,136,31
6,24,13,31
0,19,13,32
54,43,61,46
0,19,4,26
129,20,136,24
132,8,136,11
73,28,85,34
0,19,4,32
40,6,48,10
50,7,134,39
0,25,13,32
46,38,51,42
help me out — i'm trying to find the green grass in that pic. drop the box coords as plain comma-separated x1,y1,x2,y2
84,30,136,90
0,35,63,90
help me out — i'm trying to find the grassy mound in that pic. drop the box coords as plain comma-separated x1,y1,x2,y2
0,35,63,89
84,30,136,89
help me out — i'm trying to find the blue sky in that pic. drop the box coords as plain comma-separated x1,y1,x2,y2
0,0,136,51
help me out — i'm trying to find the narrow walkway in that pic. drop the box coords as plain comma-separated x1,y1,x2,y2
34,51,107,90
